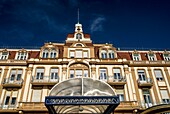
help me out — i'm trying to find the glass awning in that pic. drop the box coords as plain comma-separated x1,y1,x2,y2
45,78,120,114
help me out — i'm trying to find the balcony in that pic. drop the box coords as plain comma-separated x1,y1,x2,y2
138,78,153,88
115,101,140,111
107,76,126,88
18,102,47,112
2,78,23,89
31,76,59,86
0,104,18,113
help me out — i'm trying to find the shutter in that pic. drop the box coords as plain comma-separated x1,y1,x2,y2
160,90,169,99
32,90,41,102
113,68,120,73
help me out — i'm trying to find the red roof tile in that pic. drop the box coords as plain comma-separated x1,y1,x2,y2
8,51,16,59
117,52,132,60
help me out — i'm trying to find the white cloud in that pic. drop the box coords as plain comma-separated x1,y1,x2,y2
90,16,106,33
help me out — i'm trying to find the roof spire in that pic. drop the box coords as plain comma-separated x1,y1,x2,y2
77,8,79,24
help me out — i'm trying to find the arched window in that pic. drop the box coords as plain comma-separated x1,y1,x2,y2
76,33,82,39
108,50,114,59
42,49,49,58
50,49,56,58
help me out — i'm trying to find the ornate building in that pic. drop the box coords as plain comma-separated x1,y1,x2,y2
0,22,170,114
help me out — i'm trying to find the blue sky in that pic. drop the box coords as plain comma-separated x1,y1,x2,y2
0,0,170,49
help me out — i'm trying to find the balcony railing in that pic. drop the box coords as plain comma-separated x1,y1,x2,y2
107,76,126,87
2,78,23,88
138,78,153,88
0,104,17,110
18,102,47,111
31,76,59,86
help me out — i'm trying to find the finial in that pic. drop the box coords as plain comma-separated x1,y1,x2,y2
78,8,79,24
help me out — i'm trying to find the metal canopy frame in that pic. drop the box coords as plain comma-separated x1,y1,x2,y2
45,96,120,114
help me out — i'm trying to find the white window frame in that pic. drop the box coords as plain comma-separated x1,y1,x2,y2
50,68,58,80
133,53,140,61
143,90,152,108
0,51,8,60
163,53,170,61
70,51,75,58
160,90,170,104
36,68,44,80
154,70,164,81
50,49,56,58
76,50,82,58
83,51,88,58
148,53,156,61
101,50,107,59
99,68,107,81
16,52,27,60
113,68,121,80
42,49,49,58
108,50,114,59
138,70,146,82
116,89,124,101
70,70,74,78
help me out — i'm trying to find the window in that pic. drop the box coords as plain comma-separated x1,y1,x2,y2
9,69,22,82
0,51,8,60
143,90,152,108
101,50,107,59
76,50,82,58
83,51,88,58
148,53,155,61
4,91,18,107
50,49,56,58
154,70,163,81
133,53,140,61
76,33,82,39
70,51,75,58
160,90,170,104
138,70,146,81
113,68,121,80
163,53,170,61
42,49,49,58
50,68,58,80
99,68,107,80
36,68,44,80
84,70,88,77
32,90,41,102
116,89,124,101
70,70,74,78
76,70,82,77
108,50,114,59
17,52,27,60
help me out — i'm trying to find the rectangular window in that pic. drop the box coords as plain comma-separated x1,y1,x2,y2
16,70,22,81
160,90,170,104
164,54,170,61
32,90,41,102
133,53,140,61
100,69,107,80
84,70,88,77
11,97,16,105
148,53,155,61
0,52,8,60
138,70,146,81
50,68,58,80
4,96,10,105
113,68,121,80
76,70,82,77
143,90,152,108
70,70,74,78
70,51,74,58
116,89,124,101
36,68,44,80
154,70,163,81
17,52,27,60
83,51,88,58
76,50,82,58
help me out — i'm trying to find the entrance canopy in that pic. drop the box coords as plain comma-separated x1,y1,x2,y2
45,78,120,113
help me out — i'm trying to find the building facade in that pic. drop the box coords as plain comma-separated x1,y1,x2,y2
0,22,170,114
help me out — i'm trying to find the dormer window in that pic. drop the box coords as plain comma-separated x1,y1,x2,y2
16,51,27,60
42,49,49,58
108,50,114,59
0,51,8,60
148,53,156,61
133,53,140,61
50,49,56,58
76,33,82,39
163,53,170,61
101,50,107,59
